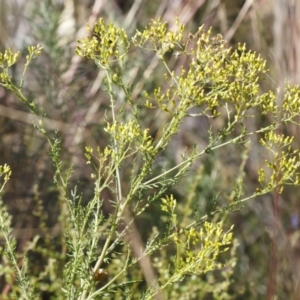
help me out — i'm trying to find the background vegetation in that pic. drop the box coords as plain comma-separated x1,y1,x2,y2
1,0,300,299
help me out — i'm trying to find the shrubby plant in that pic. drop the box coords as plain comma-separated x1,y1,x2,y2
1,17,300,299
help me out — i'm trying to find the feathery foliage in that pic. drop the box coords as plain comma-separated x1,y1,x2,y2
1,17,300,299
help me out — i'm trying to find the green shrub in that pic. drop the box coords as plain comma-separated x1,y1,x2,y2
1,18,300,299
